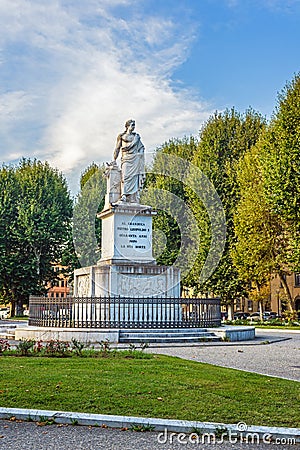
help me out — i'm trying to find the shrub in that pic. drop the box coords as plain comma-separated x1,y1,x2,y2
0,339,10,355
17,339,35,356
99,339,111,356
45,340,70,357
71,338,85,356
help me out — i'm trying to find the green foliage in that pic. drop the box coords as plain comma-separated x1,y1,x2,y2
44,339,71,357
187,108,266,300
73,163,106,267
70,338,85,356
231,143,287,303
0,159,73,314
261,73,300,271
0,339,10,355
143,137,198,273
232,74,300,312
99,339,111,356
17,339,36,356
129,423,155,432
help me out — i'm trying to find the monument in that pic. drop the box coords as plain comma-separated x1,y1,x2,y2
74,119,180,301
15,120,254,343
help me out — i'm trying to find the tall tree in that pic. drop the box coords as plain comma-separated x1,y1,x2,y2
0,159,73,315
73,163,106,267
142,137,199,280
231,143,292,313
187,108,266,315
261,73,300,270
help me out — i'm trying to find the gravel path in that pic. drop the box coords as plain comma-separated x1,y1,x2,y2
147,329,300,381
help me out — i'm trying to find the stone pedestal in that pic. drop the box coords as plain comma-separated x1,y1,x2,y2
98,203,156,265
74,263,180,298
74,202,180,298
74,201,181,324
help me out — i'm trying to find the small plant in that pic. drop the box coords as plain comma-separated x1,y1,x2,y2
215,426,228,439
17,339,35,356
221,336,231,342
130,423,155,432
70,418,79,426
283,310,298,322
99,339,111,356
38,416,55,425
140,343,149,352
191,426,203,436
45,339,70,357
71,338,85,356
33,340,44,353
129,343,137,352
0,339,10,355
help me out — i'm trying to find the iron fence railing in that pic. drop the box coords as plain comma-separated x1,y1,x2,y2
28,296,221,329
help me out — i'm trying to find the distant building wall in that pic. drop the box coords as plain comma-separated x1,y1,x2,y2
46,264,71,298
270,273,300,315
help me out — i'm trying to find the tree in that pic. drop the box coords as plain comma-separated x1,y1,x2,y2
0,159,73,315
231,143,291,314
0,167,22,309
73,163,106,267
187,108,266,315
142,137,199,281
261,73,300,271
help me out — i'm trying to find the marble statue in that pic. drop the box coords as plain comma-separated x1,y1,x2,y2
113,119,145,203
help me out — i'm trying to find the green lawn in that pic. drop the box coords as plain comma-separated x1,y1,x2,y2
0,355,299,428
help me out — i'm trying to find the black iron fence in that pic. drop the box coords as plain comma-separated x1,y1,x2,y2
29,296,221,329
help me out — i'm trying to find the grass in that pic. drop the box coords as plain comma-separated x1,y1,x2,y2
225,320,300,330
0,355,299,428
7,316,29,321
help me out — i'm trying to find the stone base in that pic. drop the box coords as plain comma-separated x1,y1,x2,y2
15,325,255,343
74,263,180,298
15,326,120,344
208,325,255,341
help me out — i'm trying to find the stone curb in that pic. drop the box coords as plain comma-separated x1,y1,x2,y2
0,407,299,443
256,328,300,334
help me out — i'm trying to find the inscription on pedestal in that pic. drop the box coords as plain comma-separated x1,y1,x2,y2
99,204,156,263
117,219,151,252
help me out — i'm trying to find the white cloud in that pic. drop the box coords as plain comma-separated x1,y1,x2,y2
0,0,212,191
224,0,300,12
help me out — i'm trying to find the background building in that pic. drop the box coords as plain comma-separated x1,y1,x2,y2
46,265,71,298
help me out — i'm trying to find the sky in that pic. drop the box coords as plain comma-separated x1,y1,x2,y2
0,0,300,194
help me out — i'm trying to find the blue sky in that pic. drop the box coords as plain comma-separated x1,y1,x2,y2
0,0,299,193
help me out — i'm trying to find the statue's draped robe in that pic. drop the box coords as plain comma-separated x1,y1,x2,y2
120,133,145,196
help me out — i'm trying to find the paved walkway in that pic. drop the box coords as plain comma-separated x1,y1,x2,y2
147,329,300,381
0,420,298,449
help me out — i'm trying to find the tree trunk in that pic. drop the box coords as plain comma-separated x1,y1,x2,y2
11,289,24,317
10,300,16,318
227,302,233,321
254,281,263,320
15,298,24,316
258,300,263,321
278,274,294,312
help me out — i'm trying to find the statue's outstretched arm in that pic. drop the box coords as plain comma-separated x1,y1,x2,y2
113,134,122,161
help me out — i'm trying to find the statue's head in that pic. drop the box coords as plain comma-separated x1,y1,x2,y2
125,119,135,131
